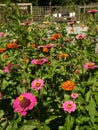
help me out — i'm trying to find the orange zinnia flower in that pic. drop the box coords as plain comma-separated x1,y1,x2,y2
24,57,29,63
62,80,75,91
64,38,72,42
43,47,49,52
0,48,6,53
31,44,36,48
70,28,74,32
3,54,8,59
80,24,85,28
58,54,69,58
50,33,62,40
7,43,19,49
74,69,80,74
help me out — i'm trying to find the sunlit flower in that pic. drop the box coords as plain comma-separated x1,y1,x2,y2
3,63,14,73
55,26,61,30
76,34,86,40
71,93,78,99
58,53,69,58
80,24,86,28
31,78,44,90
62,80,75,91
43,21,50,24
7,43,19,49
0,48,6,53
84,62,97,69
31,58,48,65
69,28,74,32
62,100,76,113
13,92,37,116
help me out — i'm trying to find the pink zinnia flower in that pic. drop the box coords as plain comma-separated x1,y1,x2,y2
41,37,46,41
0,32,4,37
71,93,78,99
62,100,76,113
31,58,48,65
76,34,86,40
87,9,98,13
31,78,44,90
87,9,98,18
67,21,74,26
84,62,97,69
13,92,37,116
22,79,27,84
3,63,14,73
46,43,55,48
0,92,3,100
38,44,55,49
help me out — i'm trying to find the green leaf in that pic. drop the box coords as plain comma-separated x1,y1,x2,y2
88,97,97,124
19,125,36,130
64,94,70,100
6,123,18,130
45,115,59,124
94,94,98,105
85,90,91,103
64,114,74,130
58,126,65,130
43,125,50,130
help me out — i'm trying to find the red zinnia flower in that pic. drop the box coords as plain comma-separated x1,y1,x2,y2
7,43,19,49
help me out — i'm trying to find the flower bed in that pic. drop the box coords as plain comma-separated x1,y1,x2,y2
0,9,98,130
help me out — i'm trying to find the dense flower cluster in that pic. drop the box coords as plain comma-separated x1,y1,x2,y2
0,10,98,129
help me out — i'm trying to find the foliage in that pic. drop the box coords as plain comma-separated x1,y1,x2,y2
0,0,97,5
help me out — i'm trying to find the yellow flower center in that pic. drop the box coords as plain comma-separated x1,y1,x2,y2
18,96,24,101
67,104,72,109
37,59,42,63
18,95,30,108
36,82,41,87
88,62,94,67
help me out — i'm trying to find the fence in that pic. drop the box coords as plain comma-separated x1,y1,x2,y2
32,5,79,23
0,3,32,23
79,4,98,21
0,3,98,24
